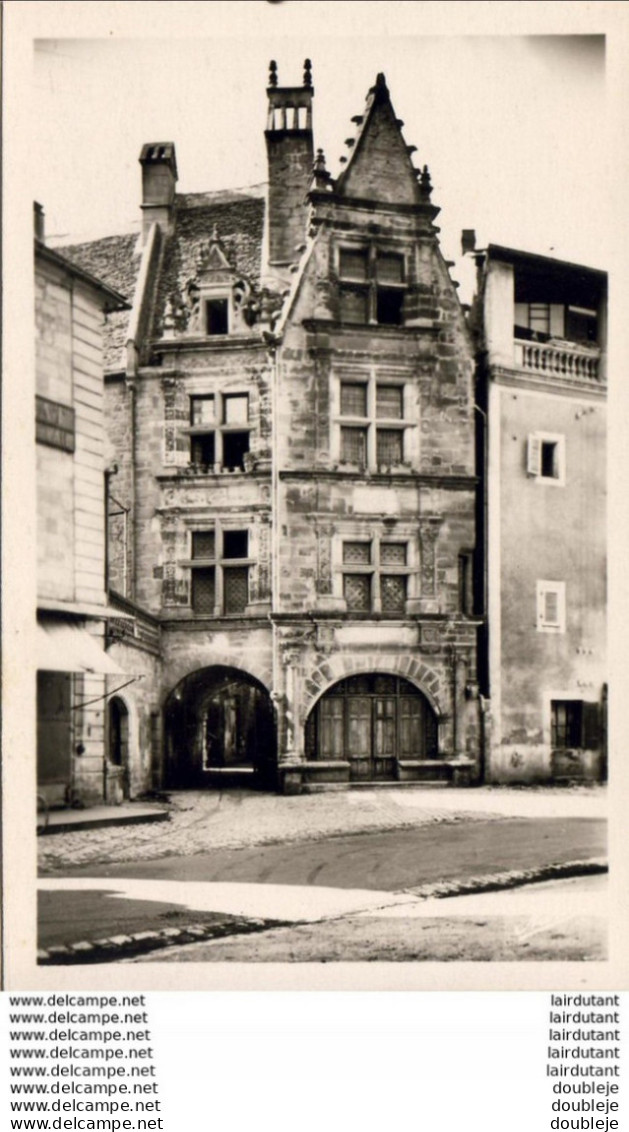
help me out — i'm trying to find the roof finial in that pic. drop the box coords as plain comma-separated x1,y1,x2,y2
268,60,278,88
303,58,313,89
312,148,332,190
419,164,433,200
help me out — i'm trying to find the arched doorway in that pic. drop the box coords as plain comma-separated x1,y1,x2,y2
108,696,130,800
306,673,438,781
164,666,276,789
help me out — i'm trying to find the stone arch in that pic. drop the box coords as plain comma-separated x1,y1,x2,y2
106,693,137,802
303,651,445,722
163,664,277,789
162,652,273,705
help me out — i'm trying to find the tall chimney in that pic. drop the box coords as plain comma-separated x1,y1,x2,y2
139,143,178,242
34,201,45,242
265,59,314,269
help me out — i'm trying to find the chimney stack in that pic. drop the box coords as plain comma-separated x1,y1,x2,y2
265,60,314,270
139,143,178,242
34,201,45,242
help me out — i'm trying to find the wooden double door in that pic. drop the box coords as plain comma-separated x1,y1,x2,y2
309,674,438,781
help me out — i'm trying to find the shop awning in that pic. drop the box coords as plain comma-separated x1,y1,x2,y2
37,620,125,675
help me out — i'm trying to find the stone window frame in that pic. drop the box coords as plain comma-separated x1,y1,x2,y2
331,366,418,472
186,390,251,473
199,282,235,338
331,526,420,616
180,520,255,617
536,579,566,633
336,242,408,327
527,431,566,486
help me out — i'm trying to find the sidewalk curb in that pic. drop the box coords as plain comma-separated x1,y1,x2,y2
402,857,608,901
38,916,287,966
38,857,606,964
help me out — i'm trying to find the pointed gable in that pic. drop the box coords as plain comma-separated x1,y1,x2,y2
336,74,422,206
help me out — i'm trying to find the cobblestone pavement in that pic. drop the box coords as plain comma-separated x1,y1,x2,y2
38,784,606,873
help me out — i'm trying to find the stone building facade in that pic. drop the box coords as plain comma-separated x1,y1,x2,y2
471,243,607,783
62,64,482,793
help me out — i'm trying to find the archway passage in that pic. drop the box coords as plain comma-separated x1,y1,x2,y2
306,673,438,781
164,667,276,789
108,696,130,799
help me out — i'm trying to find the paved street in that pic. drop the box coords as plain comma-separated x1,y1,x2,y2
38,787,607,960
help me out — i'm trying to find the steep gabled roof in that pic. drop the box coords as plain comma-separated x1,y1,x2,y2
61,232,142,370
335,73,422,206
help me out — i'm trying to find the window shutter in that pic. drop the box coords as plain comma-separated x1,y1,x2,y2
527,433,541,476
582,701,601,750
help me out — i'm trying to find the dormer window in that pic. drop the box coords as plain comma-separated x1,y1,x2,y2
338,246,406,327
205,297,229,336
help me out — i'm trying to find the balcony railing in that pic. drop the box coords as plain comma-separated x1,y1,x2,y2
514,338,601,381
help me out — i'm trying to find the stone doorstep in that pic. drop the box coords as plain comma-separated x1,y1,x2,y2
39,805,170,836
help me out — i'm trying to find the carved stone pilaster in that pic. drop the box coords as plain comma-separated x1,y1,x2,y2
419,518,441,596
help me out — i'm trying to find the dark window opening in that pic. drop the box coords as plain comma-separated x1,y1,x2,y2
223,529,248,559
376,288,404,326
541,441,558,479
459,552,474,616
191,433,215,467
551,700,583,749
566,307,598,344
191,567,216,614
222,431,249,470
224,566,249,614
206,298,229,336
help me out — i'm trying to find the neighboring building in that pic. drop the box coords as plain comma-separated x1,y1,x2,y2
471,243,607,782
62,64,482,793
35,205,160,807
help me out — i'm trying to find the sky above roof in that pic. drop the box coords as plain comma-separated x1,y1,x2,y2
29,12,608,305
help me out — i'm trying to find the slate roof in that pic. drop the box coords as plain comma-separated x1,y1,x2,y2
61,232,142,369
59,187,266,368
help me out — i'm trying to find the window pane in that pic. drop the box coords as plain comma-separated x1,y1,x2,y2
340,426,367,465
191,433,215,466
190,396,215,425
191,567,216,614
376,428,403,465
340,287,369,324
381,542,407,566
223,530,248,559
529,303,550,334
541,442,557,478
381,574,406,613
339,248,368,280
544,590,559,624
222,431,249,470
376,253,404,284
192,531,215,559
224,394,249,424
343,541,371,565
340,382,367,417
206,298,229,335
376,385,403,419
376,289,404,326
224,566,249,613
344,573,371,611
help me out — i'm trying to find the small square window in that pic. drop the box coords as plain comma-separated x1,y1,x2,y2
340,382,368,417
376,289,404,326
206,298,229,336
376,385,403,419
527,433,565,485
190,395,215,425
343,541,371,565
380,542,407,566
376,428,403,466
224,394,249,424
339,287,369,324
341,426,367,465
339,248,369,281
223,530,248,559
192,530,215,559
344,573,371,611
551,700,583,748
376,253,404,285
